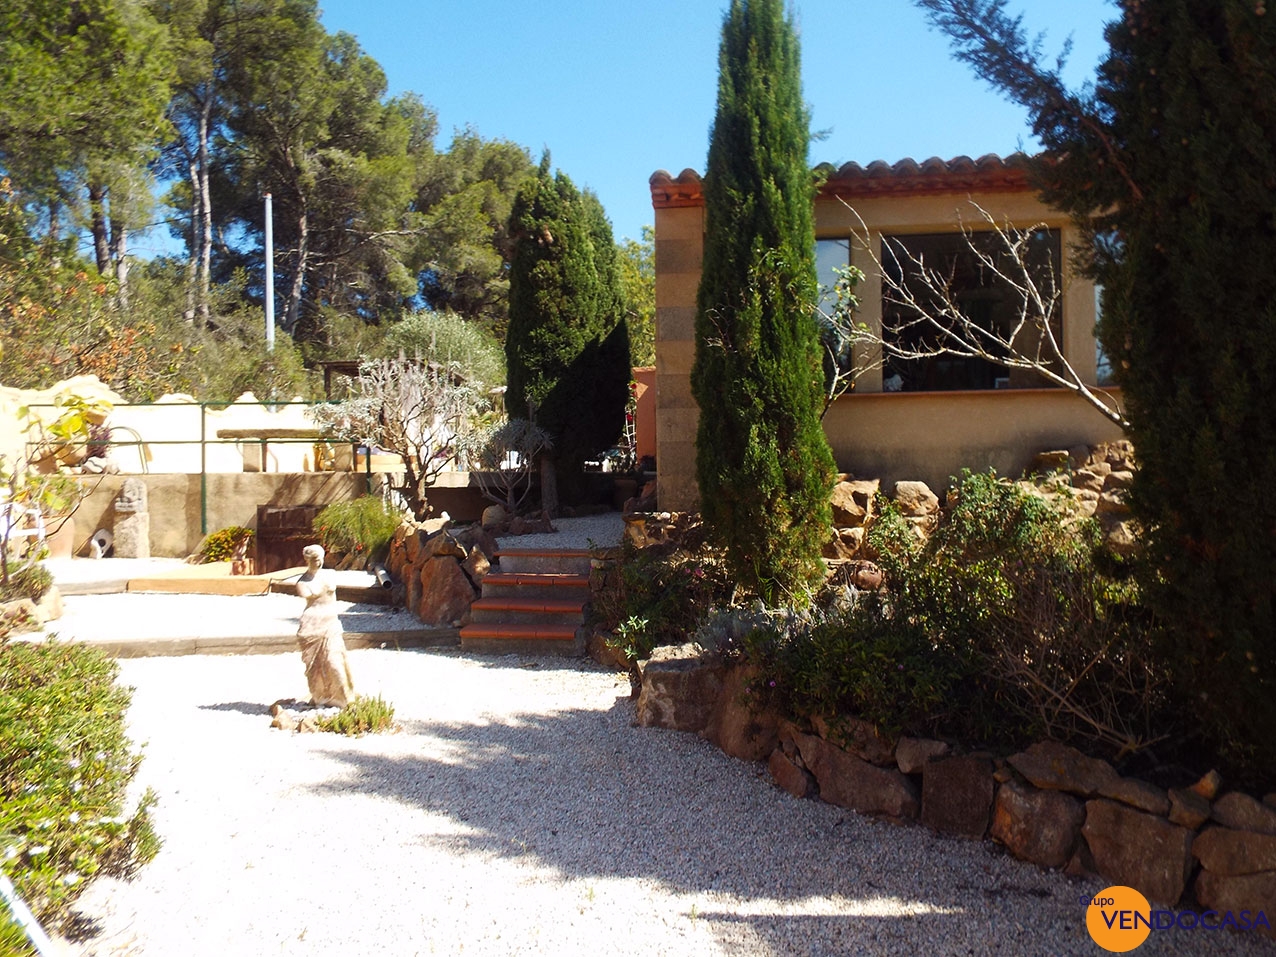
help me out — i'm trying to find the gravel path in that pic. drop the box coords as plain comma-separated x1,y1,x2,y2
64,650,1275,957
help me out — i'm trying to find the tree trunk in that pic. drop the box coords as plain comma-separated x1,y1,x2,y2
196,95,213,324
538,453,559,517
183,158,198,321
285,206,309,333
88,180,111,275
110,216,129,308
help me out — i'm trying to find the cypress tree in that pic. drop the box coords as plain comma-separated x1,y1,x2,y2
692,0,835,604
506,155,630,512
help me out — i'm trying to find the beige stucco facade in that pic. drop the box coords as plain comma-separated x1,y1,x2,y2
650,156,1124,509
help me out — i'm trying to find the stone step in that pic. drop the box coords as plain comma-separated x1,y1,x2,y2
494,548,594,576
479,572,591,601
458,622,585,657
467,597,587,626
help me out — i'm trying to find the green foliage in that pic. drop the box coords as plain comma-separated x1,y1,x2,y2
0,911,36,957
918,0,1276,791
617,226,655,367
0,562,51,605
313,497,402,565
316,695,396,735
592,535,734,665
737,471,1165,757
505,156,631,508
0,641,159,930
692,0,836,605
381,310,505,393
196,526,254,564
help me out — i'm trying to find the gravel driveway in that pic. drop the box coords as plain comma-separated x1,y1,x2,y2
64,648,1274,957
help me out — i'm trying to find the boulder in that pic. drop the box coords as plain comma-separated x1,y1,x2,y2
1071,468,1107,493
1194,871,1276,938
768,748,817,799
1104,469,1135,490
635,644,724,733
34,585,63,624
1030,450,1071,474
460,548,490,586
707,666,779,762
1083,799,1194,906
423,531,467,561
1190,769,1223,801
481,504,508,529
1095,491,1129,515
404,529,425,565
823,535,858,561
829,479,879,528
896,736,951,775
586,629,629,671
813,714,894,767
792,731,918,820
1,599,41,636
455,524,500,563
893,480,940,518
1007,740,1116,797
990,780,1084,869
416,557,477,626
1194,826,1276,876
1168,787,1212,830
1102,777,1169,816
921,755,995,839
1213,792,1276,836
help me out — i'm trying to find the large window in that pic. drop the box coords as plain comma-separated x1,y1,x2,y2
881,229,1062,392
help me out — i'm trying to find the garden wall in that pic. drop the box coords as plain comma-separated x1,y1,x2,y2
636,650,1276,933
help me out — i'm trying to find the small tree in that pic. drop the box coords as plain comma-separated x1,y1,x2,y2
460,418,553,515
692,0,836,605
309,355,483,521
505,155,630,513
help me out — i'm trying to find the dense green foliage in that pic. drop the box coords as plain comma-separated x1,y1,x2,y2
918,0,1276,781
738,471,1165,757
195,525,253,563
505,156,631,509
314,496,402,565
0,642,159,930
692,0,836,604
380,310,505,394
0,562,52,605
617,226,655,367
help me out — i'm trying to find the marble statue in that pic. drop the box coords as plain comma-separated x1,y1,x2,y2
295,544,355,707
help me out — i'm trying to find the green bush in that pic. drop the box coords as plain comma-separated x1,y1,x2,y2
0,911,36,956
316,695,396,735
0,641,159,931
196,526,253,564
313,497,403,567
736,470,1166,759
0,562,52,605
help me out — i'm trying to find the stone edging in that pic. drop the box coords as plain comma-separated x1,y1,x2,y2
634,647,1276,934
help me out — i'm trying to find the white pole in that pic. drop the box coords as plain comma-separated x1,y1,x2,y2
264,192,275,352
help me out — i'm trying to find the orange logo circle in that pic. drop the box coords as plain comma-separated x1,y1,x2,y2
1086,885,1153,952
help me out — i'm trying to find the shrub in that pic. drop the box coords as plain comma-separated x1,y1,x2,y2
316,695,396,735
0,911,36,956
196,526,253,564
313,497,403,567
0,641,159,931
735,470,1167,760
0,562,52,605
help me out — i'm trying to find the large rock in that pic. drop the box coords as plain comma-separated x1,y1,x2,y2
1194,827,1276,876
990,780,1084,869
1083,799,1194,906
635,644,724,733
460,548,490,586
416,557,477,626
922,755,994,839
893,481,939,517
1168,787,1212,830
481,504,508,529
707,666,779,762
423,531,467,561
768,748,816,799
829,479,879,528
1213,792,1276,836
813,714,894,767
1005,741,1168,814
896,736,951,775
1194,871,1276,938
792,731,918,820
455,524,500,563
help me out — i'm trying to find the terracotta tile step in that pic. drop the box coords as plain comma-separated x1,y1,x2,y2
458,623,580,641
493,548,594,559
469,598,586,615
481,573,590,588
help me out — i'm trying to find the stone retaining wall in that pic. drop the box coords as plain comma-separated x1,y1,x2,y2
635,648,1275,931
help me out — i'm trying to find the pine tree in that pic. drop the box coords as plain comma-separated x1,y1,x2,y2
505,155,630,512
918,0,1276,778
692,0,835,604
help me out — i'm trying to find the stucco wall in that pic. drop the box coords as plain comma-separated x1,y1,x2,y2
822,389,1125,493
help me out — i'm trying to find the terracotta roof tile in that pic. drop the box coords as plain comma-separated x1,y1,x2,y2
649,153,1035,208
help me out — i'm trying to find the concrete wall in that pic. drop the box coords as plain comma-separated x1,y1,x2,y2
652,187,1112,510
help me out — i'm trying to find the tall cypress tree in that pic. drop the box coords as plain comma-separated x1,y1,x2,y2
692,0,835,604
506,155,630,512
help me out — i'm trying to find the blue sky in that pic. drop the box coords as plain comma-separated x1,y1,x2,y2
315,0,1116,245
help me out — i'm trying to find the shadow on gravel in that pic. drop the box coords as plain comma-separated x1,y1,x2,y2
310,701,1123,956
198,700,273,716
